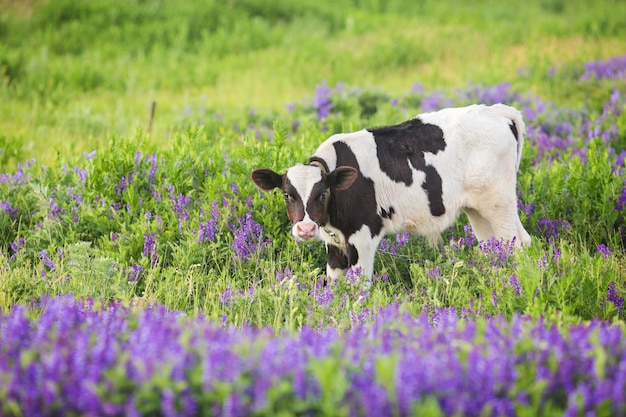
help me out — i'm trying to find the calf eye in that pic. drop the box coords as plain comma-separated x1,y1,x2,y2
283,192,292,202
318,193,326,203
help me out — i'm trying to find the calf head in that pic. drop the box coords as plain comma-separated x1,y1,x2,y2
251,164,358,241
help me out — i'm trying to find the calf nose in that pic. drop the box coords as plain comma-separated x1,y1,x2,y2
295,222,318,240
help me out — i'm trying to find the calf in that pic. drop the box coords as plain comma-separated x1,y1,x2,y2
251,104,531,280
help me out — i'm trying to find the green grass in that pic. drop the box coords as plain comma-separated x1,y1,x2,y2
2,0,625,168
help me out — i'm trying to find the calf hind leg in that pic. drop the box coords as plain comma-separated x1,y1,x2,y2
464,208,495,242
466,203,530,248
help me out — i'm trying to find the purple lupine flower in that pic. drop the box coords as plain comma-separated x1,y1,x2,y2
128,264,143,282
509,274,522,297
420,92,454,112
604,282,625,317
346,267,363,285
115,174,134,197
535,217,570,240
450,223,476,250
491,289,498,308
0,201,18,217
461,82,520,106
607,282,624,315
396,232,410,249
276,267,292,282
210,200,219,219
10,236,25,256
146,153,158,183
581,54,626,81
315,285,334,306
197,219,217,243
410,81,425,94
40,250,56,271
143,233,158,266
71,165,87,181
313,81,333,119
616,186,626,211
48,199,64,219
427,266,442,280
478,237,515,267
597,244,612,259
230,212,269,262
518,199,535,218
172,194,192,228
39,250,56,278
220,285,233,306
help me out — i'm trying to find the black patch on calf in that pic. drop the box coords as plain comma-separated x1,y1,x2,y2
369,118,447,217
380,206,395,219
328,141,383,239
327,243,358,270
509,122,519,142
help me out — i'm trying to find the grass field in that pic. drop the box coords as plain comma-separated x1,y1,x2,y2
1,0,626,415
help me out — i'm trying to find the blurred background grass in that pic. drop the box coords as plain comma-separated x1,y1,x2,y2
1,0,625,168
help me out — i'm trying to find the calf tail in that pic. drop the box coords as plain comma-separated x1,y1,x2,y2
492,104,526,171
511,111,526,172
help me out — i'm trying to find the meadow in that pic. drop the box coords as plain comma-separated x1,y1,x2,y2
1,0,626,415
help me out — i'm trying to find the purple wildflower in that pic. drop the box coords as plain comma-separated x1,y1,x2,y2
10,236,25,257
276,267,292,282
315,285,334,306
396,232,410,249
597,244,612,259
346,267,363,284
450,224,476,250
0,201,18,217
478,237,515,267
607,282,624,315
616,186,626,211
143,233,158,266
313,81,333,119
420,92,455,112
48,199,64,219
172,194,192,228
128,264,143,283
491,289,498,308
508,274,522,297
581,54,626,81
230,213,269,262
197,219,217,243
427,266,442,280
535,217,570,240
518,199,535,218
146,153,158,183
220,285,233,306
115,174,134,197
40,250,56,278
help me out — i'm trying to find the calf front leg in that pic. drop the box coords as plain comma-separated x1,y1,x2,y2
326,243,357,281
326,236,381,284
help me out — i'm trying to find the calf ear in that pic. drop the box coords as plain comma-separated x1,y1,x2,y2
251,169,283,192
327,166,358,191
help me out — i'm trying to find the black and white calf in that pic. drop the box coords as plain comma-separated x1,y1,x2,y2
252,104,532,280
